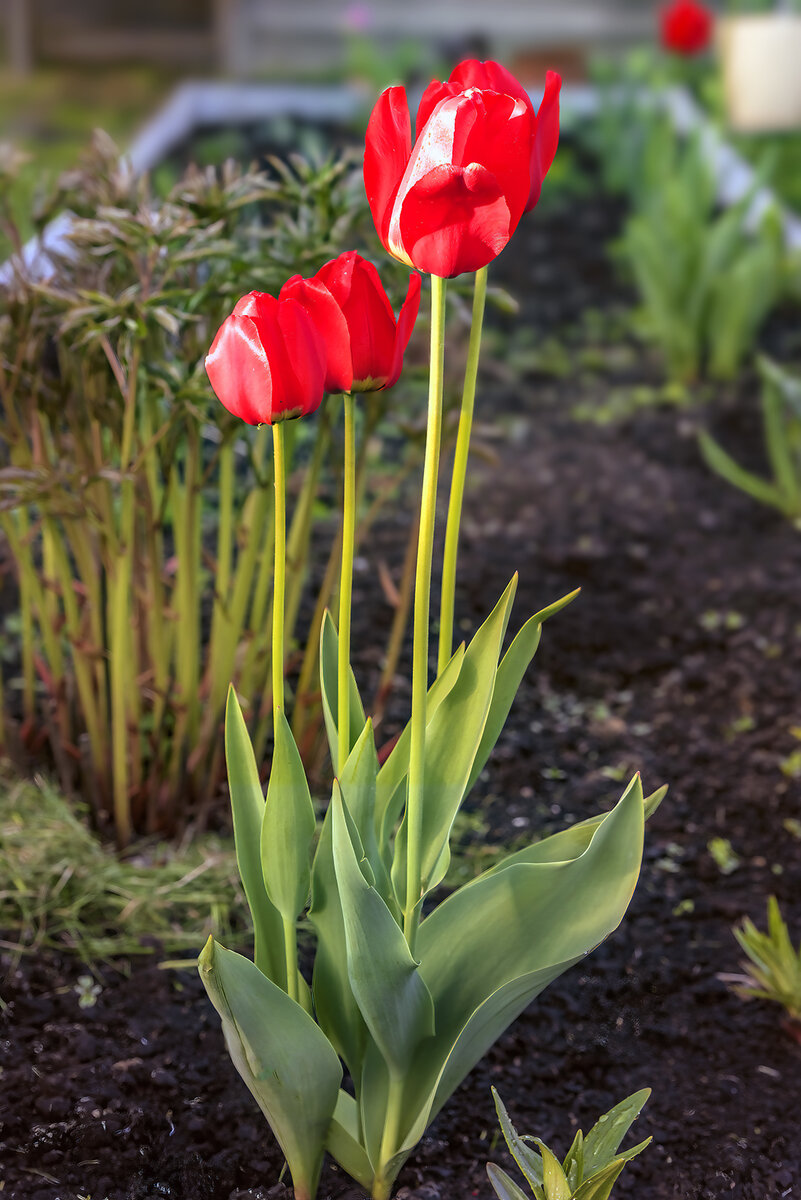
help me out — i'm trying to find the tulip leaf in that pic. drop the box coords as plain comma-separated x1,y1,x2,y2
198,937,341,1200
261,708,315,922
375,642,465,846
326,1091,374,1190
481,777,662,878
492,1087,544,1191
225,686,285,987
331,785,435,1077
466,588,580,795
399,781,643,1137
582,1089,651,1176
308,798,368,1077
487,1163,536,1200
320,609,366,771
340,720,397,912
391,577,517,905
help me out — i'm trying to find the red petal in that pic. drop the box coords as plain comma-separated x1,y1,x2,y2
364,87,412,251
398,162,510,277
275,298,326,419
460,90,535,229
385,271,422,390
318,252,397,387
280,272,353,393
448,59,533,112
233,290,276,321
526,70,561,212
415,79,460,138
205,314,275,425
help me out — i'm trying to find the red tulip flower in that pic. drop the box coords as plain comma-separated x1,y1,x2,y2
281,251,421,394
660,0,713,55
205,291,327,425
364,60,561,278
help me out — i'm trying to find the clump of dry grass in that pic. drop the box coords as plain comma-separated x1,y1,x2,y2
0,770,248,966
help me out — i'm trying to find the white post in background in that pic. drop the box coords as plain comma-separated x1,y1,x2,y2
213,0,246,76
6,0,33,76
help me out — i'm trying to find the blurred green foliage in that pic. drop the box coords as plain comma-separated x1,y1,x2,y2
0,66,175,257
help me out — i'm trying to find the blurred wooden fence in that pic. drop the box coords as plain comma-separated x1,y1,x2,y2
3,0,658,76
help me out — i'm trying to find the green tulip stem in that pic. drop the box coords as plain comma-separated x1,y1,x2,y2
272,421,287,727
374,1070,405,1200
338,391,356,777
437,264,488,675
404,273,447,948
283,914,299,1005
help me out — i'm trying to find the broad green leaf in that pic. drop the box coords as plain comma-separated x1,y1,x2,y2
320,609,366,771
331,786,435,1076
326,1091,374,1191
308,799,368,1077
481,776,651,878
536,1140,571,1200
487,1163,535,1200
492,1088,544,1191
340,719,396,912
391,577,518,903
224,686,285,986
466,588,580,795
198,937,341,1200
582,1088,651,1176
572,1159,627,1200
397,781,644,1138
375,642,465,843
261,709,315,922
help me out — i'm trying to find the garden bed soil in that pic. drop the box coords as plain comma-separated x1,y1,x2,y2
3,171,801,1200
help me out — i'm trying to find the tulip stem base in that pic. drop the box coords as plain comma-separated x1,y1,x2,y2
373,1070,404,1200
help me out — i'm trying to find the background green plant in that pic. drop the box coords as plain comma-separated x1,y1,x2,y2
0,134,421,845
616,130,785,383
487,1087,651,1200
730,896,801,1022
699,357,801,521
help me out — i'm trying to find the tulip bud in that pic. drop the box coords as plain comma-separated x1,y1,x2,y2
205,291,327,425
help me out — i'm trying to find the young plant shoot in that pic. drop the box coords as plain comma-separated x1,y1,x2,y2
487,1087,652,1200
199,60,661,1200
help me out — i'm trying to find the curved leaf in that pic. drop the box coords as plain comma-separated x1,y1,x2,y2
261,708,315,921
308,799,368,1077
487,1163,534,1200
198,937,341,1200
332,786,435,1077
326,1092,374,1191
391,578,517,905
582,1089,651,1176
340,719,396,912
225,686,285,986
320,609,366,771
375,641,465,843
397,781,644,1140
466,588,580,795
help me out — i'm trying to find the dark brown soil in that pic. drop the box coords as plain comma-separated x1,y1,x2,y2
3,159,801,1200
